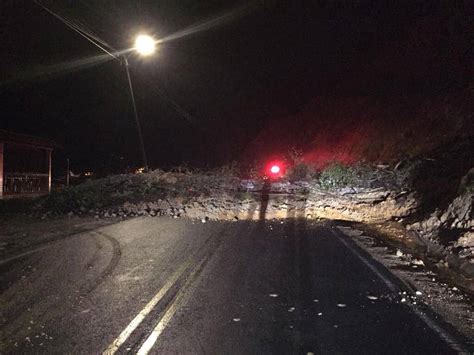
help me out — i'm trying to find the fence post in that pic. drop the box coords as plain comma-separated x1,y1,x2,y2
48,149,52,193
0,143,3,198
66,158,70,188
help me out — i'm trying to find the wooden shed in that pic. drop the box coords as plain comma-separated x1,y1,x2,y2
0,130,55,198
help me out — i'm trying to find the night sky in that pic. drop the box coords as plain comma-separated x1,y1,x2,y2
1,1,472,173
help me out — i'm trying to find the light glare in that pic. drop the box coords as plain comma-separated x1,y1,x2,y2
134,35,156,56
270,165,280,174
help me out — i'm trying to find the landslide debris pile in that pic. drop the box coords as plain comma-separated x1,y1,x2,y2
12,156,474,282
407,169,474,278
35,163,415,223
39,170,241,218
402,139,474,280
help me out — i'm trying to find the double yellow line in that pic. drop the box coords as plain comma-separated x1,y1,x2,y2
103,227,228,355
137,256,208,354
103,257,192,354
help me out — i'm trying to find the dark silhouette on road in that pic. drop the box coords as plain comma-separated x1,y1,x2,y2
259,178,271,220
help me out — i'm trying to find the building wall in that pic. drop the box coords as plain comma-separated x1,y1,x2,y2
3,143,49,174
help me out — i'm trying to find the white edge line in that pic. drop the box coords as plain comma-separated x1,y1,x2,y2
332,227,469,354
332,228,398,293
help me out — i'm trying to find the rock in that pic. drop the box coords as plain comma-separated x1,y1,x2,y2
459,260,474,278
240,179,256,190
122,202,137,214
423,216,441,231
160,173,178,184
456,232,474,248
447,253,462,269
426,242,446,257
338,187,357,195
440,211,449,224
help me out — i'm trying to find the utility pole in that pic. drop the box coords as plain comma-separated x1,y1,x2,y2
124,56,149,172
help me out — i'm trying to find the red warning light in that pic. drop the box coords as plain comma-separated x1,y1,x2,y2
270,165,280,174
265,160,284,178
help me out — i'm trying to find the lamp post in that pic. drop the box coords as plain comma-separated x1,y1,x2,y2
34,2,158,172
124,34,157,172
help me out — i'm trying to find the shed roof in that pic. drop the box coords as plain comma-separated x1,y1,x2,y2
0,130,57,149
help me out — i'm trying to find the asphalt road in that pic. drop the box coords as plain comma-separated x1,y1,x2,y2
0,217,470,354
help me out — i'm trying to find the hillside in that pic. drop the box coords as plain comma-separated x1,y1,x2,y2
242,86,473,168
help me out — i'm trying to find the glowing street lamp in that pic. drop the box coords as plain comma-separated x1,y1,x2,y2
123,34,158,172
134,34,156,56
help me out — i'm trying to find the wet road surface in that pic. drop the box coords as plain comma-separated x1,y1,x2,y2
0,217,470,354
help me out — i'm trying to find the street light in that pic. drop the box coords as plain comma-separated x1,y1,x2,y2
34,2,158,172
134,34,156,56
123,34,157,172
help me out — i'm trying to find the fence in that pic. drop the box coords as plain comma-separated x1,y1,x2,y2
3,173,50,195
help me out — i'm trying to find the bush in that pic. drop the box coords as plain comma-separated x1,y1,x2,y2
0,198,32,214
459,168,474,194
286,162,316,181
215,161,240,177
319,163,355,190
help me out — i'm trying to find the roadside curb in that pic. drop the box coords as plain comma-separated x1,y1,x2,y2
346,221,474,295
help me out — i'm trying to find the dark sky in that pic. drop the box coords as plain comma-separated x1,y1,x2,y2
1,1,472,172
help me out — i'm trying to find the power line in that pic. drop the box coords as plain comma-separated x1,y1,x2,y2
33,0,201,127
34,0,120,61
